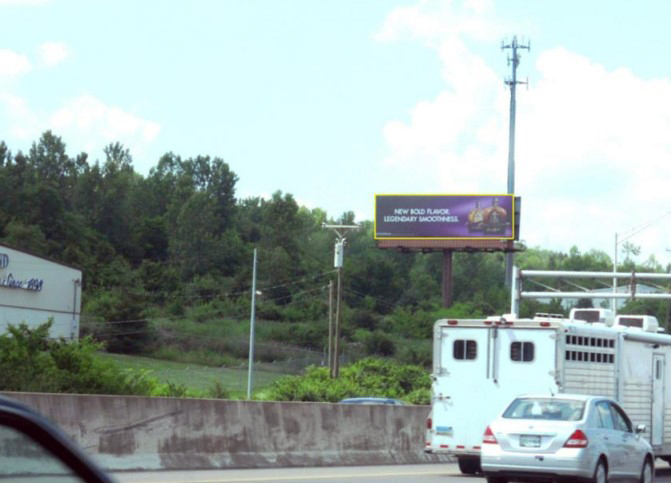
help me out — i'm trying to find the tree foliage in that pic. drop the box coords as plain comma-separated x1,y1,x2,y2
0,321,155,394
0,130,668,364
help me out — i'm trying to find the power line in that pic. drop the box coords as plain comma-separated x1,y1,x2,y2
619,209,671,244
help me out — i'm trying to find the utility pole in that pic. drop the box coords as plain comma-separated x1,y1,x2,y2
502,36,529,288
247,248,258,400
327,279,334,373
323,223,358,378
612,233,619,312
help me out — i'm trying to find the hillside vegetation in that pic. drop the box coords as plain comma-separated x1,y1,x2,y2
1,132,669,397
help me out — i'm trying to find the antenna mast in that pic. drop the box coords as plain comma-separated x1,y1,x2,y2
502,36,529,287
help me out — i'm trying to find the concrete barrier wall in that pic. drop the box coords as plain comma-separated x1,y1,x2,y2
2,392,450,471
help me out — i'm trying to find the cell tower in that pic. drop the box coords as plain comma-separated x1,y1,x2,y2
502,36,529,287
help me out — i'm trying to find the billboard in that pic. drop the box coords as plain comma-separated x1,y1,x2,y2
375,194,516,240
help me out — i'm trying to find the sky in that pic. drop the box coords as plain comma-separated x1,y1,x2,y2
1,0,671,267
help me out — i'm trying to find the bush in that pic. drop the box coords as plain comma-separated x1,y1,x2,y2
206,380,232,399
387,307,434,339
398,343,432,368
0,320,159,395
84,289,152,354
266,322,326,351
257,301,282,320
264,357,430,403
363,331,396,357
350,308,378,330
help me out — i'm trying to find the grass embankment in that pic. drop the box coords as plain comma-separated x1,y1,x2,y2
146,315,326,368
95,352,290,397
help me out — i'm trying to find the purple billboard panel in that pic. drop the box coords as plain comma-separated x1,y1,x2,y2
375,194,515,239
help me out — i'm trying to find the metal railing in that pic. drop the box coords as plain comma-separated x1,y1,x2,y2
510,267,671,316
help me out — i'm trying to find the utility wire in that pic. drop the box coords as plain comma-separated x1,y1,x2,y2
619,209,671,244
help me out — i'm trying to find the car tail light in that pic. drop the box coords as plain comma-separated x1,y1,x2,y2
426,417,432,430
483,426,498,444
564,429,588,448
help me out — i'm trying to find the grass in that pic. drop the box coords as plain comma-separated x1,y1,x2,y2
95,352,290,395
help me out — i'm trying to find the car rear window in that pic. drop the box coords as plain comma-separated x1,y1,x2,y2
503,398,585,421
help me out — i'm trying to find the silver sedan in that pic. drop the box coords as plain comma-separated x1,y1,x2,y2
481,394,654,483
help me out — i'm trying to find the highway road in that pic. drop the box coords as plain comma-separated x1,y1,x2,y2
114,461,671,483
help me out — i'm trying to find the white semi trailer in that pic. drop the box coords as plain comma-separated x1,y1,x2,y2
424,308,671,474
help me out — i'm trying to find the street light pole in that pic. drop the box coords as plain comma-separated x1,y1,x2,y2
612,234,618,312
247,248,258,399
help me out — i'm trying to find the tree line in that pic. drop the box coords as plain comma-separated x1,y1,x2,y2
0,131,667,356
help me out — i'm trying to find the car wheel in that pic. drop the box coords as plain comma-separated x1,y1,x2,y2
639,457,654,483
591,459,607,483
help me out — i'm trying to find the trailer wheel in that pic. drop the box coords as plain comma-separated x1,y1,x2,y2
457,456,481,474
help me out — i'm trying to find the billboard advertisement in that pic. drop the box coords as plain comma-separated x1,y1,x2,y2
375,194,516,240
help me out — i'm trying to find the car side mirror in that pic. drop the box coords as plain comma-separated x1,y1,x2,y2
636,424,646,434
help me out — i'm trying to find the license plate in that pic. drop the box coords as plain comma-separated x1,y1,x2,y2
520,435,541,447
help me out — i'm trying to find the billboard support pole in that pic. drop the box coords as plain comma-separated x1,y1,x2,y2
442,250,454,308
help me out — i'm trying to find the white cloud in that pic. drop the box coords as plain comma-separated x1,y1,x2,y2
374,0,500,44
376,0,671,262
0,49,31,78
0,92,160,166
49,94,161,156
38,42,69,67
0,0,49,4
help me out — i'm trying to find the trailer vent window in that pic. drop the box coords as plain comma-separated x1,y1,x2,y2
453,340,477,360
565,351,615,364
511,342,534,362
567,335,615,349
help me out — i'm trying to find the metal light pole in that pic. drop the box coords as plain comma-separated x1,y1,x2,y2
247,248,258,399
612,233,618,312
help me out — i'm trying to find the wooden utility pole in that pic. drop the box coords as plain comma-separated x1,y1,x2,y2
323,223,358,378
327,280,334,373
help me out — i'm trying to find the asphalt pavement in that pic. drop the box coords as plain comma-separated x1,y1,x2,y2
113,461,671,483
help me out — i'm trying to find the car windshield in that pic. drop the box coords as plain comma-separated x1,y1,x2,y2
503,398,585,421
